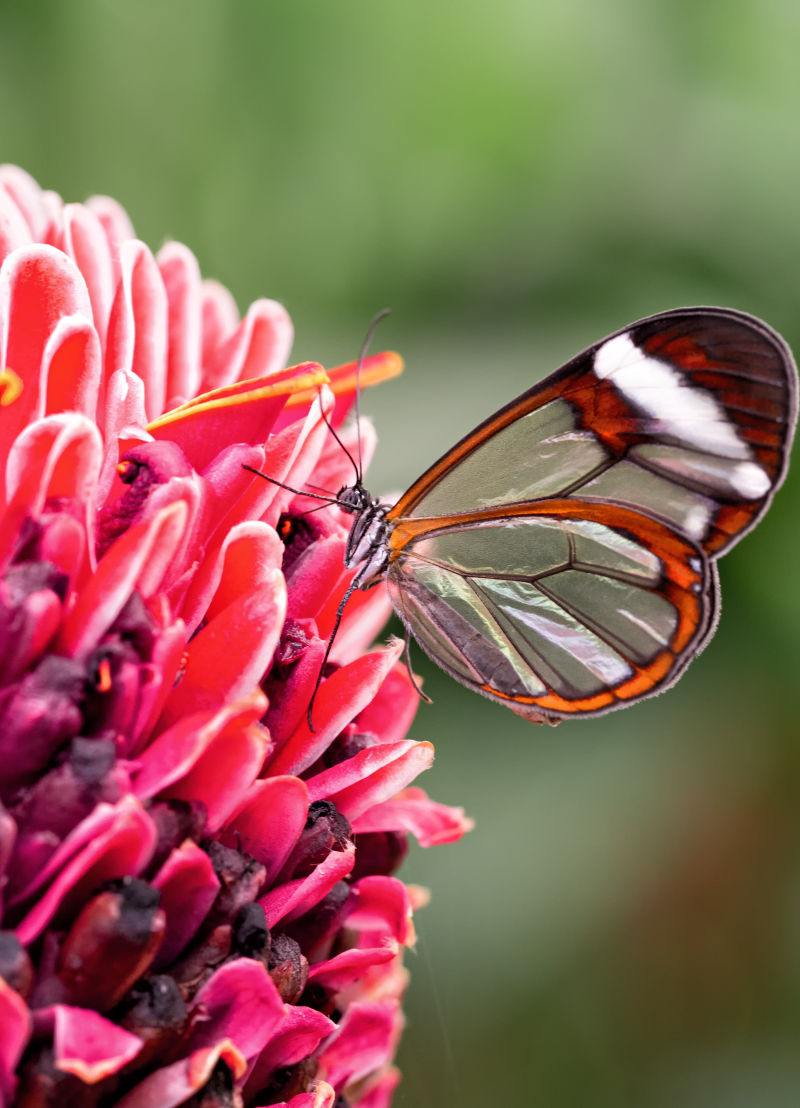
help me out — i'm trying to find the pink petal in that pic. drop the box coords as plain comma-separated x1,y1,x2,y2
178,519,283,635
104,239,169,422
204,297,293,388
270,1084,336,1108
263,624,328,750
199,278,239,384
156,572,285,728
61,202,116,348
151,840,221,967
14,796,157,943
244,1006,335,1100
158,241,202,406
353,1067,401,1108
307,947,396,992
0,978,31,1103
186,959,284,1058
345,876,414,947
133,692,268,831
268,642,405,777
305,740,434,823
352,786,474,846
147,362,326,474
352,663,420,746
57,499,189,658
34,1004,142,1083
115,1042,247,1108
315,1000,400,1091
0,179,34,264
86,193,136,268
285,536,348,626
327,582,393,667
259,843,355,929
220,775,309,886
96,367,151,498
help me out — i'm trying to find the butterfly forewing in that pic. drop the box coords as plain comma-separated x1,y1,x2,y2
381,308,795,720
388,308,796,557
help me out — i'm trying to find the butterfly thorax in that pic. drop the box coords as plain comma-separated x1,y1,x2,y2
338,483,391,582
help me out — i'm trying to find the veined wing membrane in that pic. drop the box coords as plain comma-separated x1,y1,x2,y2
387,501,715,720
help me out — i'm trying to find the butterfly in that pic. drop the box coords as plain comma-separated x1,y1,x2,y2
306,307,795,725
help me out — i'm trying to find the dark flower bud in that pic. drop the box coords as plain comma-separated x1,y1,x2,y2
53,878,165,1011
267,932,308,1003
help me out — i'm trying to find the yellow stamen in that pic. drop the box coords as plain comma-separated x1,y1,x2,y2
0,367,23,406
286,350,404,408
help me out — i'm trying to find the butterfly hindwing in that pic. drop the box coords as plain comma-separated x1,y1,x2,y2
387,500,716,721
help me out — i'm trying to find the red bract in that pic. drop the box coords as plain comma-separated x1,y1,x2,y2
0,166,472,1108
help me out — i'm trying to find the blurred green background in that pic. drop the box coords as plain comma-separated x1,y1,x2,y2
4,1,800,1104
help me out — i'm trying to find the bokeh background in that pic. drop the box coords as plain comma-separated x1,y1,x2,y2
4,1,800,1104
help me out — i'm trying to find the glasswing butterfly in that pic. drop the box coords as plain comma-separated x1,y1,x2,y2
254,307,797,724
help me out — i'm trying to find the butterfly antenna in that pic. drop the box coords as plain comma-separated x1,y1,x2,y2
317,386,361,485
354,307,392,482
242,463,339,505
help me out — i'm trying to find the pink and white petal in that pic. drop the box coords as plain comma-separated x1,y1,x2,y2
219,775,309,886
61,203,116,346
97,367,152,500
0,245,92,453
315,1000,400,1092
86,193,137,275
158,241,203,407
57,499,190,659
5,411,102,517
104,240,169,421
0,165,53,241
186,960,284,1059
32,1005,143,1083
307,947,396,992
244,1006,335,1100
352,786,474,846
259,843,355,929
147,362,327,475
204,297,292,388
199,278,239,385
13,796,157,944
305,740,434,823
41,313,102,419
345,877,414,948
268,642,404,778
133,690,267,805
0,978,31,1104
156,572,285,728
115,1042,247,1108
151,840,221,968
0,183,34,264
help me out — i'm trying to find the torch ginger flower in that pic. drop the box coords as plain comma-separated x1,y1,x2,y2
0,166,472,1108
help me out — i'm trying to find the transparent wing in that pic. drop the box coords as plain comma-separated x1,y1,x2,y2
387,308,797,556
387,501,717,721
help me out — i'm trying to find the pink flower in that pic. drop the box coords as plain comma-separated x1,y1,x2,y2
0,165,472,1107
